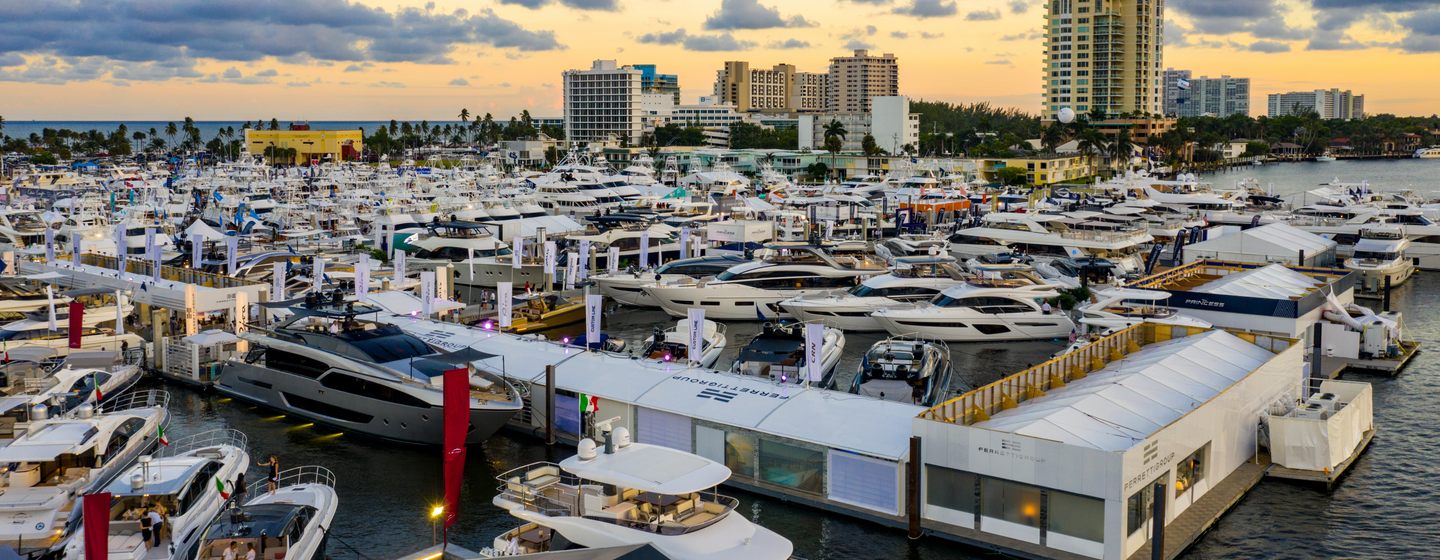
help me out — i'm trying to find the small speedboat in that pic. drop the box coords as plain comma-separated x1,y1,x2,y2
502,293,584,334
730,322,844,385
639,318,727,368
844,336,953,406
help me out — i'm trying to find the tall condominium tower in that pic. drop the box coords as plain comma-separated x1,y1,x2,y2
1044,0,1165,118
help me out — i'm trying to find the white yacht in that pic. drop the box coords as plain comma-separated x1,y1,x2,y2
1414,146,1440,159
488,431,792,559
405,221,546,289
644,245,887,320
871,282,1075,342
780,256,969,331
0,350,144,429
842,336,952,407
568,224,682,272
73,429,251,560
730,322,845,386
638,318,727,369
0,294,143,356
0,390,170,557
1345,226,1415,292
193,466,338,560
1075,288,1213,333
947,212,1152,276
591,255,747,308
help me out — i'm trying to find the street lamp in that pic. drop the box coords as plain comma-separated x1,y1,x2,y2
430,504,444,545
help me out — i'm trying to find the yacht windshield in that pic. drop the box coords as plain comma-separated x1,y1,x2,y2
348,333,433,363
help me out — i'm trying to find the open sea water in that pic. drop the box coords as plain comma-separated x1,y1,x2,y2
143,158,1439,558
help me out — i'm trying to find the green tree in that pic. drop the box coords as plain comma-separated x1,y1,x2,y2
995,166,1029,186
861,134,882,156
165,122,178,152
822,119,847,180
31,151,58,165
1109,129,1135,174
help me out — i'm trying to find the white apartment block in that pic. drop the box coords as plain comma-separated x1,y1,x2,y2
1267,89,1365,120
799,96,919,154
1044,0,1166,118
827,49,899,114
563,60,644,146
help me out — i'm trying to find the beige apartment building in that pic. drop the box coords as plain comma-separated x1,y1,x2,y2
1043,0,1165,119
713,61,827,113
826,49,899,114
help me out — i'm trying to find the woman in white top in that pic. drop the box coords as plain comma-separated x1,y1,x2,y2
222,541,238,560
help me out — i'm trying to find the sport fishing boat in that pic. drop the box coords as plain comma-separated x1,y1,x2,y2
487,430,792,559
638,318,727,368
730,322,844,385
871,281,1075,342
193,466,338,560
0,390,170,557
68,429,251,560
217,296,523,445
843,336,952,407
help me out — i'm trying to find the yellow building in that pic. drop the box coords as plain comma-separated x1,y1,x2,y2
979,154,1097,185
245,129,363,164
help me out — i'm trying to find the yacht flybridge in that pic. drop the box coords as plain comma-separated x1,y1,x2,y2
488,429,792,559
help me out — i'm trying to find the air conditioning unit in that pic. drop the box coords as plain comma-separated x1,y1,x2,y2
1307,392,1339,414
1294,403,1330,420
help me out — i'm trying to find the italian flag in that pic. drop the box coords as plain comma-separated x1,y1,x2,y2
158,425,170,446
579,393,598,415
93,375,102,404
215,477,230,500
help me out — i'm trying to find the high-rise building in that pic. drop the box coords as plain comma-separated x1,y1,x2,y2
1267,89,1365,120
1044,0,1165,118
562,60,644,146
826,49,899,113
713,61,826,113
1162,68,1191,117
1165,73,1250,117
633,64,681,105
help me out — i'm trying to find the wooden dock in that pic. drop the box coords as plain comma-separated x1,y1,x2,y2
1266,429,1375,490
1126,460,1268,560
1328,340,1419,377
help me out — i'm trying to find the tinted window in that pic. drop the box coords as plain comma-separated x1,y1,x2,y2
349,335,433,363
319,372,431,408
268,349,330,378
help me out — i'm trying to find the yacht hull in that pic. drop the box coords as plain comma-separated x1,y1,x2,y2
873,311,1075,342
216,363,519,446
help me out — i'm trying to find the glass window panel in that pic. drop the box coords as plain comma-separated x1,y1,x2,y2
725,431,758,479
981,477,1043,528
758,439,824,494
925,465,977,514
1048,491,1105,542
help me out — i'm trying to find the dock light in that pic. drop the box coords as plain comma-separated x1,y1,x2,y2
430,505,445,519
663,354,672,362
562,337,571,345
481,320,494,330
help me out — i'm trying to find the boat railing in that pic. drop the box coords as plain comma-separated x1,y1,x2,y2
494,462,580,517
105,389,170,413
246,465,337,495
158,428,248,458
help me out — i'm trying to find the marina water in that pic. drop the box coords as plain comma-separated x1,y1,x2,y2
141,159,1439,558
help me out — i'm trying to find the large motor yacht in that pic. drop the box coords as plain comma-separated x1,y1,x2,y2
842,336,952,407
590,255,747,308
217,295,523,445
729,322,845,385
1345,226,1416,293
872,281,1076,342
780,255,969,331
0,390,170,557
948,212,1152,276
644,245,887,320
404,221,546,289
488,430,792,559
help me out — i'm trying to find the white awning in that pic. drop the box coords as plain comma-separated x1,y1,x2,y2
558,442,731,495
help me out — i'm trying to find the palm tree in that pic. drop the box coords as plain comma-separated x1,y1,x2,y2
822,119,847,181
165,122,177,153
1109,129,1134,175
1041,122,1067,155
458,109,470,145
1075,129,1104,181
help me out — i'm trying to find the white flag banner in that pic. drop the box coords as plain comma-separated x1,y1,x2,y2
313,256,325,293
564,251,577,290
578,240,591,280
150,240,162,282
679,227,690,260
639,231,650,269
144,228,155,261
272,261,286,302
72,234,82,264
686,308,705,365
512,237,524,269
543,241,556,276
435,266,450,307
113,222,127,271
44,226,54,262
355,255,370,302
394,250,407,281
607,246,620,274
466,247,475,284
46,285,57,332
114,290,125,337
420,270,435,317
692,235,704,258
226,234,238,276
805,323,825,383
496,281,513,328
825,220,834,239
191,234,203,269
585,294,602,346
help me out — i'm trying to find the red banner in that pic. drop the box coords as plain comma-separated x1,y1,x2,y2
83,492,111,560
442,367,470,529
68,301,83,349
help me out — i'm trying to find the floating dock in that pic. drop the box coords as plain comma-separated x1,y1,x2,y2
1265,429,1375,490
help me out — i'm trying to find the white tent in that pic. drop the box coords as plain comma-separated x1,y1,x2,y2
1183,223,1337,266
184,219,227,241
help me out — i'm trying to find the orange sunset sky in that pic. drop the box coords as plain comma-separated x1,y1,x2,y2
1,0,1437,120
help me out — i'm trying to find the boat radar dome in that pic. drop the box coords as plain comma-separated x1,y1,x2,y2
613,427,632,448
577,438,598,461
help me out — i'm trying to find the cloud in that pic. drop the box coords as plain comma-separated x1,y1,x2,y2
637,29,756,51
893,0,957,18
0,1,563,84
498,0,619,9
890,31,909,39
768,39,811,48
1001,30,1042,41
0,56,107,84
373,81,406,88
704,0,814,30
222,67,243,79
1398,8,1440,52
843,39,874,49
920,31,944,38
343,63,369,72
1008,0,1031,14
498,0,548,7
1248,40,1292,53
0,53,22,67
255,68,278,77
966,9,1002,21
450,78,470,86
286,81,311,87
985,58,1012,65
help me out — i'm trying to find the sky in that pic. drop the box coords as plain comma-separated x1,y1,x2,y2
0,0,1438,121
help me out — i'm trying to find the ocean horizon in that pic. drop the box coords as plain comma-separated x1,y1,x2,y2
0,120,486,141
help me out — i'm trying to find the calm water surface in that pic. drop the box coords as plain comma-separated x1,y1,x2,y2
153,160,1438,558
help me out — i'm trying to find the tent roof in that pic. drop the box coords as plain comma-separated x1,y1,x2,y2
1194,263,1321,299
975,330,1273,452
1186,222,1335,258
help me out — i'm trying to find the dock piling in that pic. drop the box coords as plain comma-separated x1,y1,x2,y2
906,436,921,540
1151,480,1166,560
1383,276,1392,312
545,364,556,446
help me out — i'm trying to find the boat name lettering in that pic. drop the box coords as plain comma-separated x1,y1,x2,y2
1183,298,1226,309
670,375,790,400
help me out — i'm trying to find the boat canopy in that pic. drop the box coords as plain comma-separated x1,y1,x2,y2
559,442,731,495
